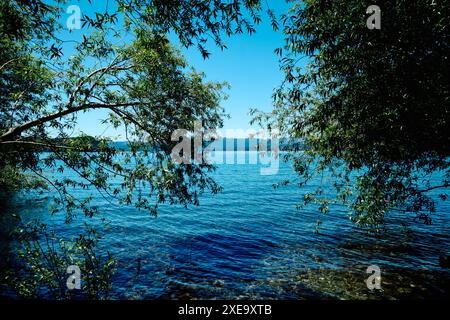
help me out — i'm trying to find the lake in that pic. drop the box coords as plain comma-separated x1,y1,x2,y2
2,152,450,299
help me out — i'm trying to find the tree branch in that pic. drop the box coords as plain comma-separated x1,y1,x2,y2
0,140,78,150
418,184,450,193
68,60,133,108
0,101,144,142
0,58,20,71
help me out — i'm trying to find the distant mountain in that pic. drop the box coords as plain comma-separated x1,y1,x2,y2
111,138,301,152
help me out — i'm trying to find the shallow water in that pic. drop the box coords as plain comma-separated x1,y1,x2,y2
2,152,449,299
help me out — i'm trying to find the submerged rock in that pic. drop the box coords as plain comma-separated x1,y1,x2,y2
294,266,450,299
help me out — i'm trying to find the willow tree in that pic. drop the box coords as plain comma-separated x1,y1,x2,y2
0,0,267,220
253,0,449,227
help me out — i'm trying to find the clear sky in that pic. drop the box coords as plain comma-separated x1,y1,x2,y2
174,3,290,135
59,1,292,139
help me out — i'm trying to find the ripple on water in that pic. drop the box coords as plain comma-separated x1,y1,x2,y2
4,159,450,299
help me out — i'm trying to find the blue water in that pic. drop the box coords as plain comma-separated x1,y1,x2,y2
8,152,450,299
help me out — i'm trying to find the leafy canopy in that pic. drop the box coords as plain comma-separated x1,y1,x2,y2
253,0,450,227
0,0,268,220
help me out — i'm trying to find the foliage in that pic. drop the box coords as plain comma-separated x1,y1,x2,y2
116,0,265,58
4,222,116,299
252,0,450,227
0,0,257,220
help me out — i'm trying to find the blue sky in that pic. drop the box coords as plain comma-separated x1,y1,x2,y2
58,1,292,138
174,5,289,133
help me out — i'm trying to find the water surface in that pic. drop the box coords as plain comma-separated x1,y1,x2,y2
4,152,450,299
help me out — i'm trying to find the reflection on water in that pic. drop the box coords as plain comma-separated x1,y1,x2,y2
1,153,449,299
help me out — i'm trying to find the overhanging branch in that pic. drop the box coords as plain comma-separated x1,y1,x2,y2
0,101,144,142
